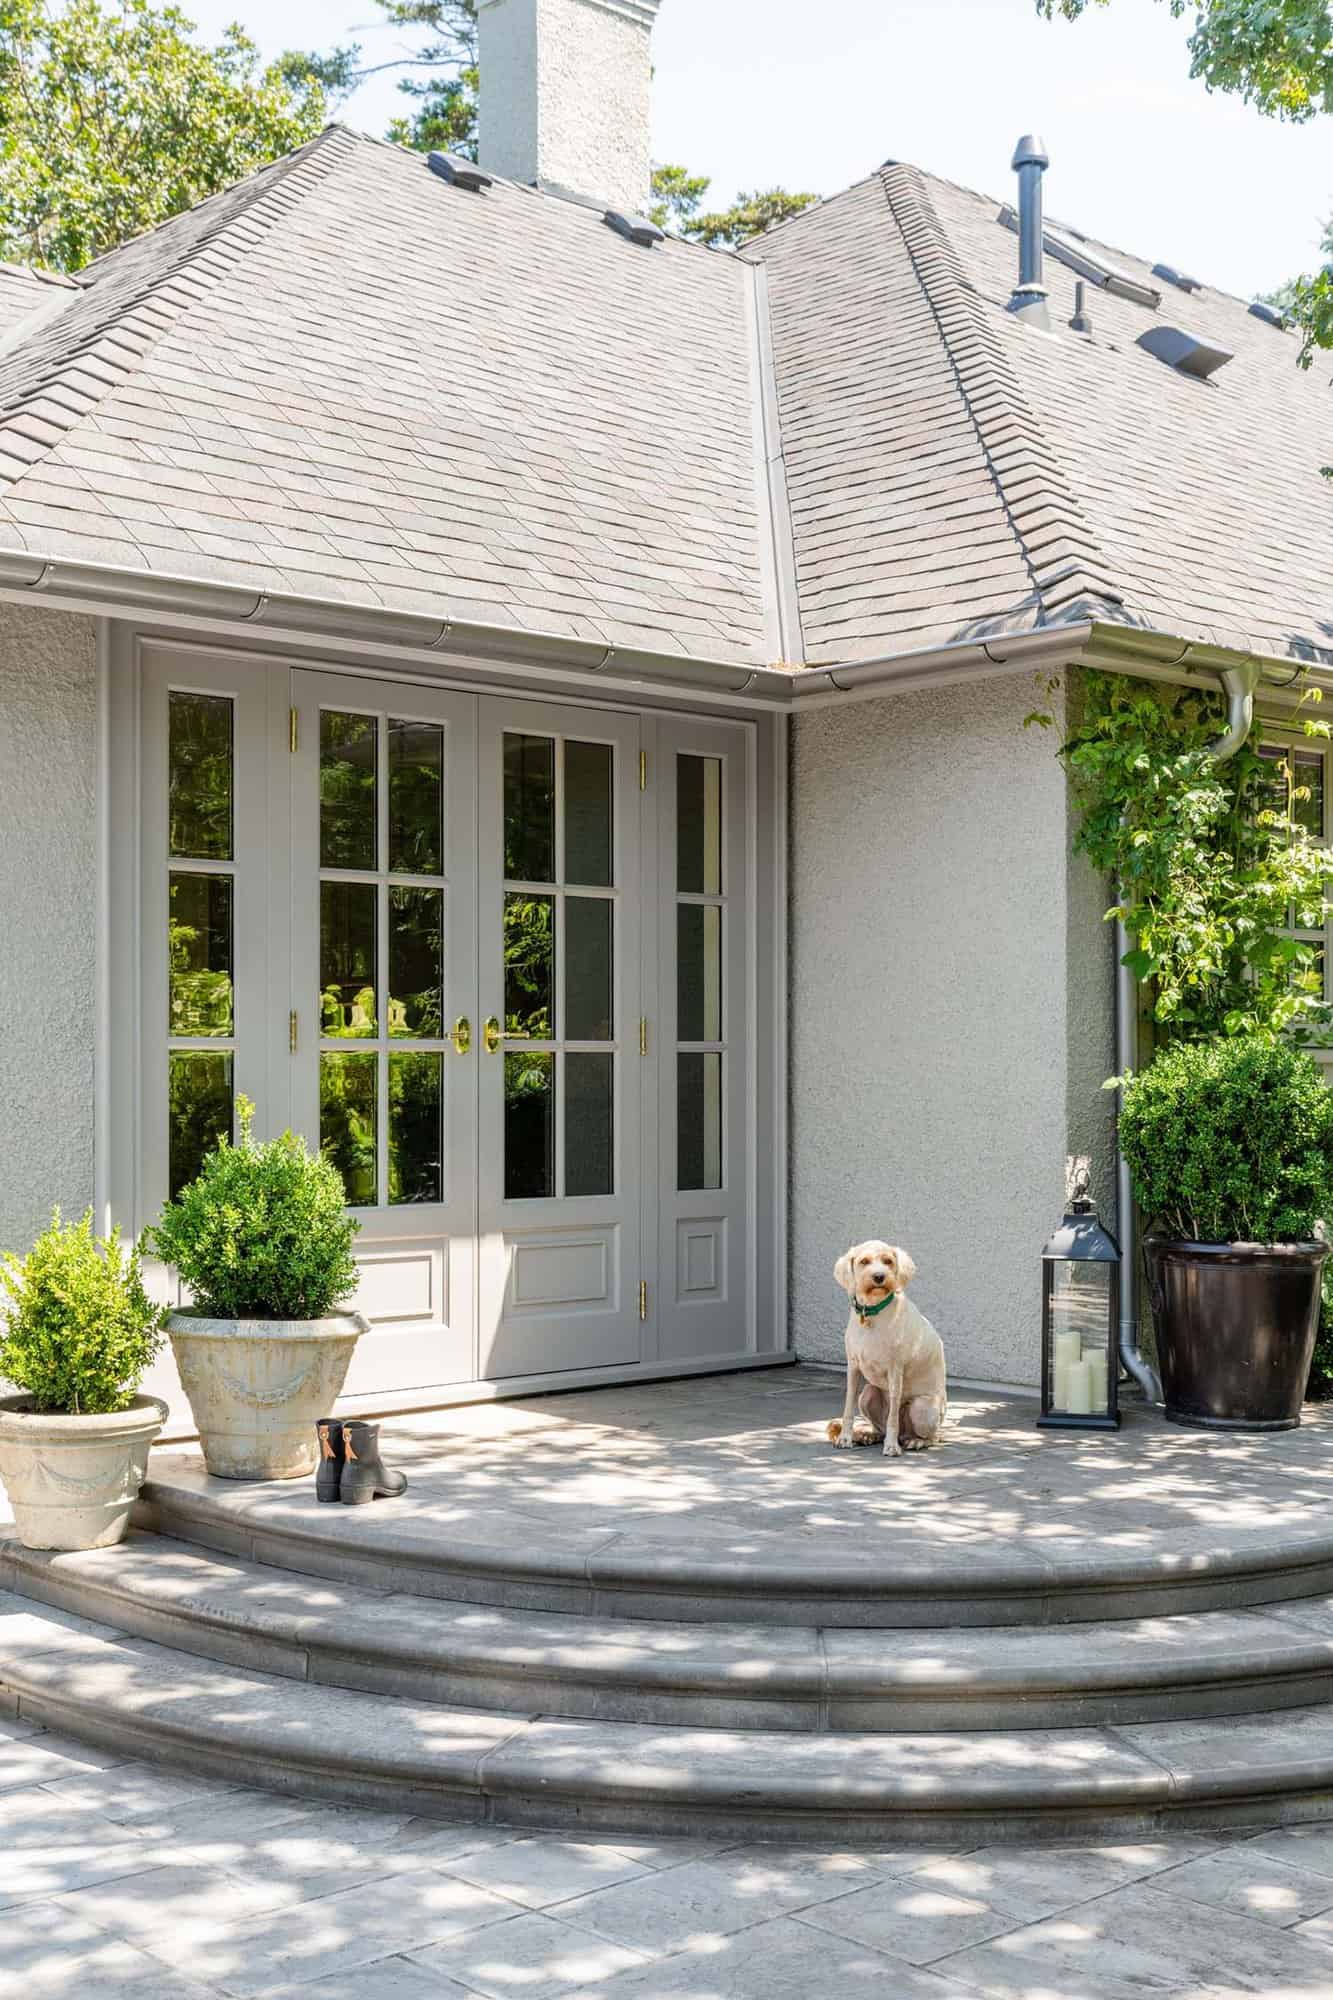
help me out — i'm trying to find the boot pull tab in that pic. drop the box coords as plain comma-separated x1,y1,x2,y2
344,1429,359,1462
318,1424,337,1462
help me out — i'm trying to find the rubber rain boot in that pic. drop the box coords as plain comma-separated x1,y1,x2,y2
340,1420,408,1504
315,1419,345,1503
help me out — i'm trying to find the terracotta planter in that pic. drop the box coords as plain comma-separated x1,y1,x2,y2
0,1394,168,1550
1145,1239,1330,1432
166,1313,367,1480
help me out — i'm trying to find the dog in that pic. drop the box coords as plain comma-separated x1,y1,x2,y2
827,1240,947,1456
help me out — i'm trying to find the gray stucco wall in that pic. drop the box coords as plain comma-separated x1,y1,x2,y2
0,602,99,1256
789,670,1115,1386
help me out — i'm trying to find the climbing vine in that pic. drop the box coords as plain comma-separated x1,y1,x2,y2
1053,671,1332,1042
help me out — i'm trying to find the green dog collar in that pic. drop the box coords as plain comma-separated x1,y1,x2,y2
856,1291,896,1323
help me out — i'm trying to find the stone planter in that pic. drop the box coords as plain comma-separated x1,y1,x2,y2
0,1394,168,1551
166,1313,367,1480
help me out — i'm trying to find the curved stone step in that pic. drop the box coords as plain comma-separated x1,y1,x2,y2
135,1461,1333,1629
7,1589,1333,1842
11,1529,1333,1732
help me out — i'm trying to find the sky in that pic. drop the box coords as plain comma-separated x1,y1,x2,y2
182,0,1333,300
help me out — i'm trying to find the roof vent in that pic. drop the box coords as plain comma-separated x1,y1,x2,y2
1005,134,1051,330
1137,325,1234,380
1069,280,1093,336
428,151,494,193
1153,261,1202,294
603,208,664,247
1249,299,1290,329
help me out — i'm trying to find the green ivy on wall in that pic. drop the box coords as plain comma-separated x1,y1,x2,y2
1048,671,1331,1043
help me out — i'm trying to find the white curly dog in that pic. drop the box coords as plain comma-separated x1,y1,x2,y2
827,1239,948,1456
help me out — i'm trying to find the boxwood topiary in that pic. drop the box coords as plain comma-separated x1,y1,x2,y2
0,1210,163,1415
150,1097,359,1321
1120,1036,1333,1245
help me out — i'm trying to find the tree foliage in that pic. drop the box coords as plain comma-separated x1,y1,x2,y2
0,0,331,272
1057,672,1331,1040
1119,1033,1333,1241
0,1210,163,1415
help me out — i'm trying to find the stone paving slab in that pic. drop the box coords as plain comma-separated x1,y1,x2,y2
14,1731,1333,1998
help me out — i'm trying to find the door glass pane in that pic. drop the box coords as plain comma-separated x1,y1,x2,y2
320,712,377,870
505,1051,553,1200
389,719,444,875
565,740,613,887
566,1053,613,1197
389,887,443,1039
504,734,555,883
677,904,722,1042
505,892,554,1038
678,1052,722,1192
677,755,721,894
169,873,233,1036
320,1052,377,1206
169,692,232,860
389,1052,442,1205
565,898,612,1041
169,1051,232,1198
321,881,377,1038
1294,750,1325,839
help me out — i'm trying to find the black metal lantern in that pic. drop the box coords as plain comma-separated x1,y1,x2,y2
1039,1167,1121,1431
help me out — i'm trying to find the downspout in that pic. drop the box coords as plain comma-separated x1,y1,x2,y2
1115,660,1262,1402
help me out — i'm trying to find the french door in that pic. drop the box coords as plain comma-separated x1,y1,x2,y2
140,652,752,1399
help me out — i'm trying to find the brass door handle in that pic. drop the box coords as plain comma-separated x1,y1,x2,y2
451,1016,471,1055
483,1016,501,1055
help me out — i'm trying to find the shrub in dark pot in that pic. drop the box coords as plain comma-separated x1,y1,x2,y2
1121,1037,1333,1431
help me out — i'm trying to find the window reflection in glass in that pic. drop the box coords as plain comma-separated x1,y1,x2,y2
678,1051,722,1192
566,1052,613,1197
320,1051,377,1206
389,719,443,875
389,1051,442,1204
504,1050,553,1200
565,898,612,1041
504,734,555,883
320,712,377,870
677,755,721,894
169,874,233,1036
169,1051,232,1198
388,887,443,1039
565,740,613,887
504,892,554,1039
321,881,377,1038
169,692,233,861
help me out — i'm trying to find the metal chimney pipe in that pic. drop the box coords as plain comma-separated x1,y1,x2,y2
1007,134,1051,330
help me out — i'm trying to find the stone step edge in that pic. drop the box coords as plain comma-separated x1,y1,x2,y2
133,1478,1333,1628
9,1530,1333,1733
7,1601,1333,1841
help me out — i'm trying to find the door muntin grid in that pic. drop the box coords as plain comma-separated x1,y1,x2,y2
166,689,236,1197
675,752,725,1193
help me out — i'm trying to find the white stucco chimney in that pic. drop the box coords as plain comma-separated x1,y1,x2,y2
477,0,662,216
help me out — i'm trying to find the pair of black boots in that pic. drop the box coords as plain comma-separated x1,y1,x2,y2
315,1419,408,1505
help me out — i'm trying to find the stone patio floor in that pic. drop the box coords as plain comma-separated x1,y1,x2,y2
10,1369,1333,1993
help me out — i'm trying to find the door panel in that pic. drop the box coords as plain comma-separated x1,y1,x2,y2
477,698,642,1378
291,672,478,1395
654,719,752,1361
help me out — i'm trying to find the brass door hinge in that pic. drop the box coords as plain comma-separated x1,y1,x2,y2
289,1010,299,1053
639,1016,648,1057
289,707,298,754
638,1280,648,1322
639,750,647,792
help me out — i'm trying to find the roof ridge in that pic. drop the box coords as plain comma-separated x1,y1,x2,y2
0,126,358,491
877,162,1125,627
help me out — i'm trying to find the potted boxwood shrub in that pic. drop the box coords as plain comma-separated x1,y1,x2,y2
1121,1036,1333,1431
0,1211,167,1550
151,1098,366,1481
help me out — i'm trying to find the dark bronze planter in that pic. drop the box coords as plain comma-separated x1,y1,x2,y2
1144,1239,1329,1432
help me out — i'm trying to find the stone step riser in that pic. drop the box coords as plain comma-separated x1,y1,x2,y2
132,1490,1333,1629
12,1537,1333,1734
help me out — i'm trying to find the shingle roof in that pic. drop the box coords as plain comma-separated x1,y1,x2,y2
748,163,1333,669
0,125,771,663
0,128,1328,675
